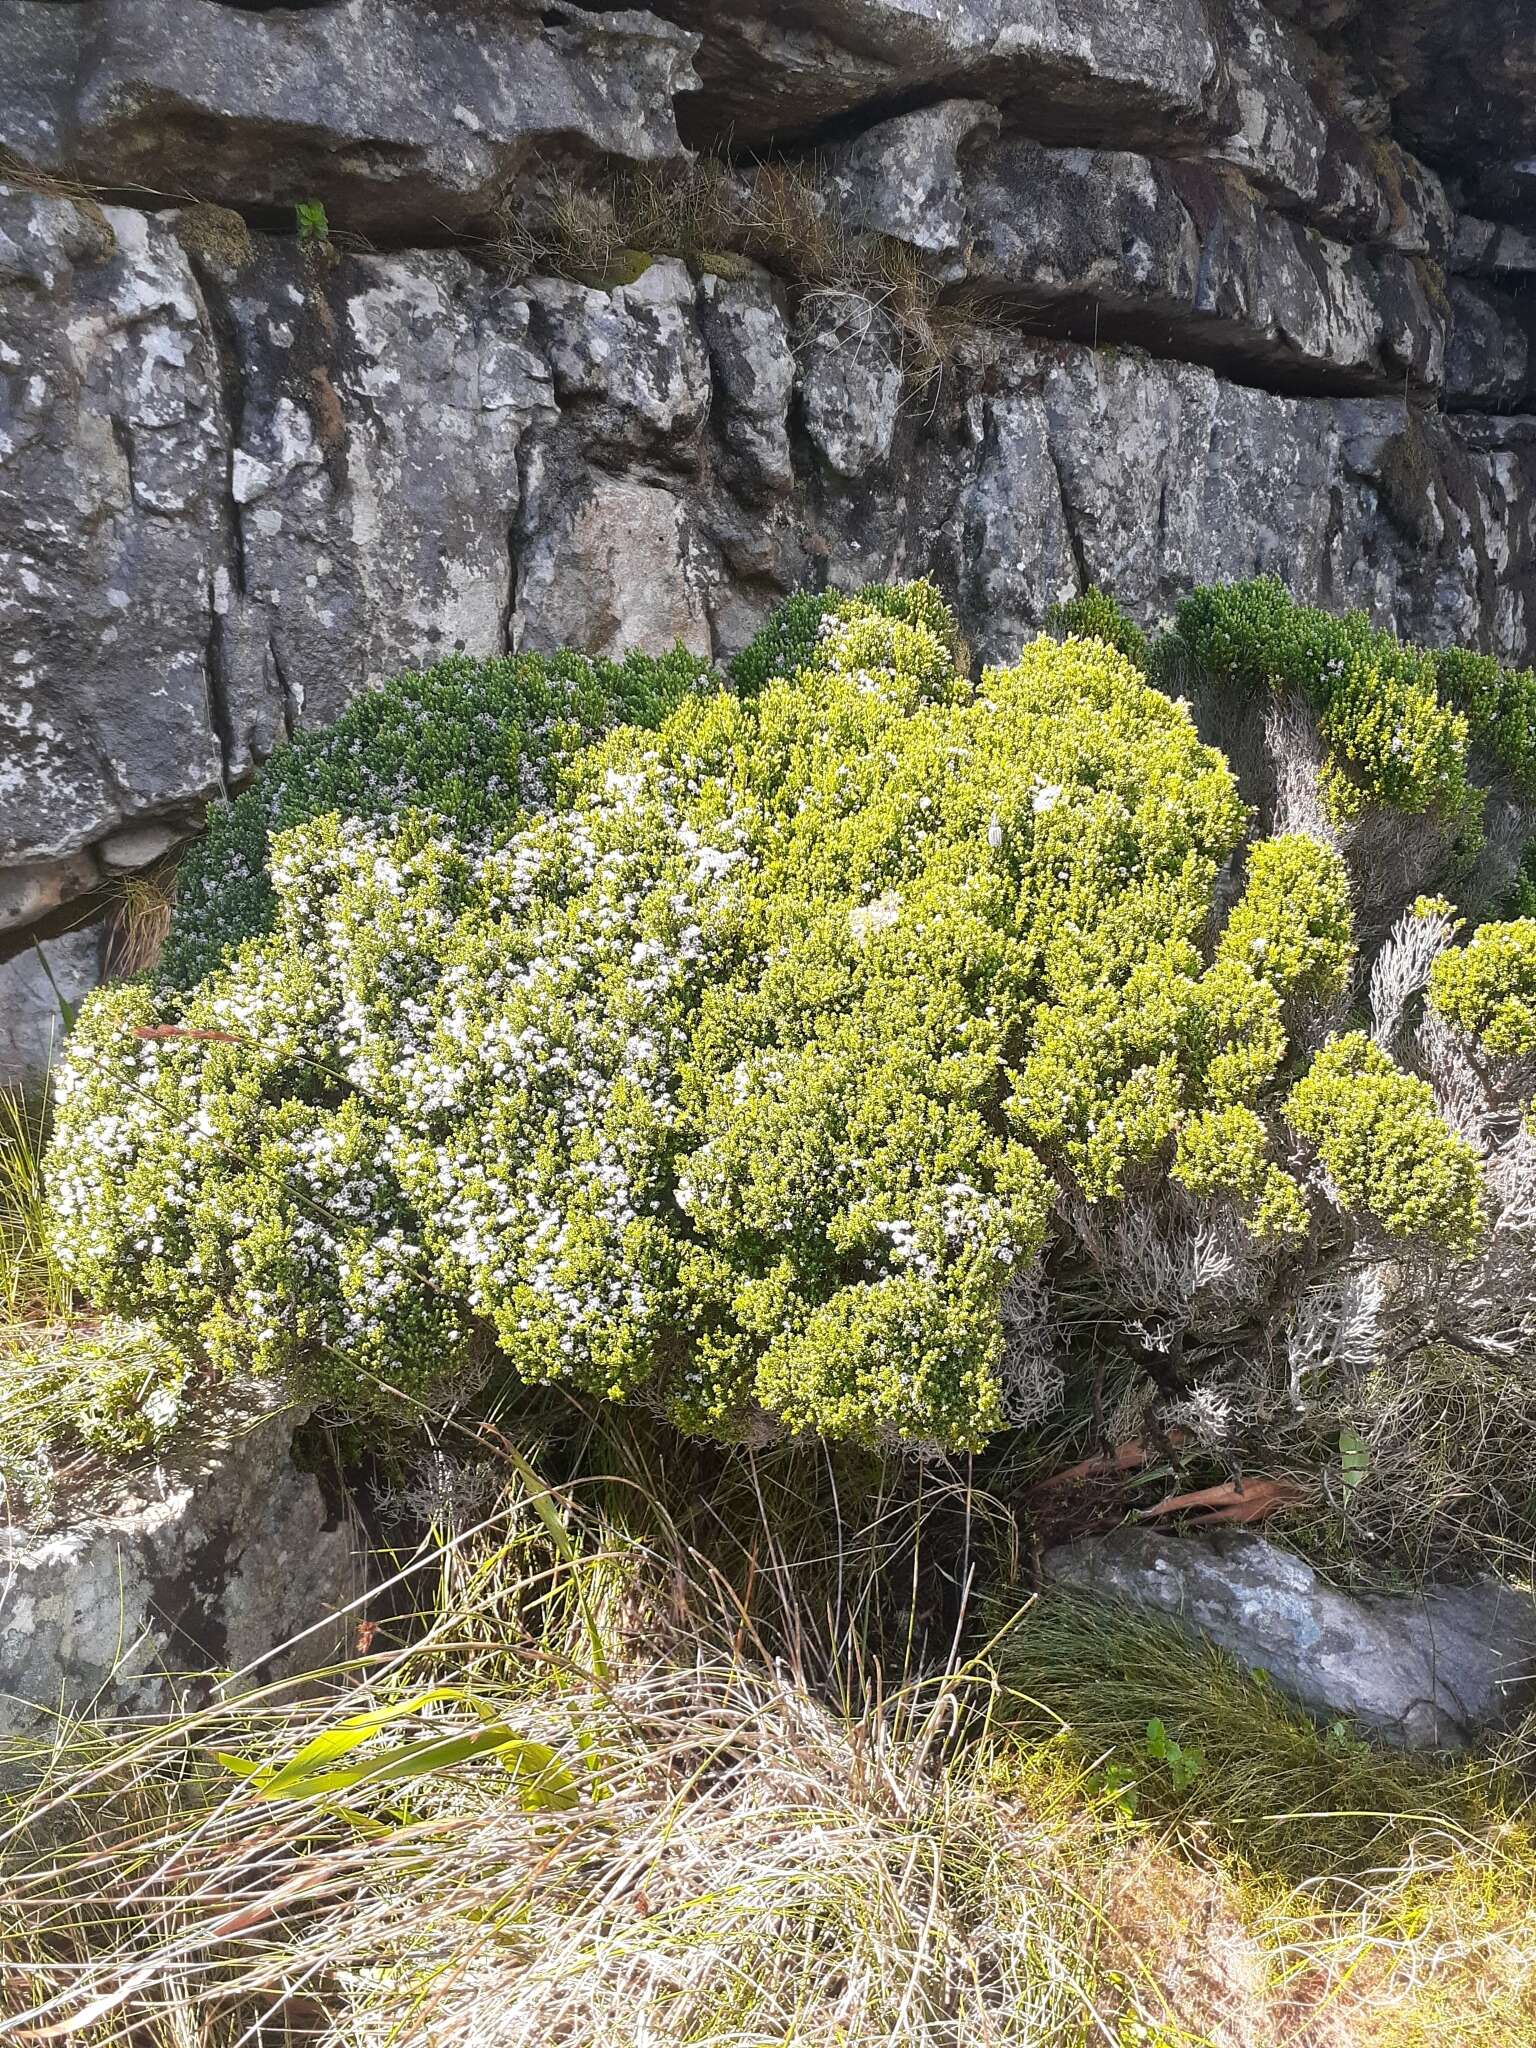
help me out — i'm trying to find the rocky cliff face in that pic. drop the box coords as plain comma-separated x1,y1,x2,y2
4,0,1536,1062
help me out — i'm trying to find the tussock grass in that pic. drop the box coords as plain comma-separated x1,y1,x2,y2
494,156,971,396
4,1409,1535,2045
996,1593,1531,1883
106,864,178,982
1289,1345,1536,1587
0,1085,71,1326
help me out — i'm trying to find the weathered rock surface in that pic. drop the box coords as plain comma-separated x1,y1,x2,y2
645,0,1224,153
207,234,555,742
1355,0,1536,225
1044,1527,1536,1749
0,189,226,901
902,122,1447,395
0,1412,360,1739
4,0,699,238
1451,217,1536,281
1445,280,1536,414
0,928,97,1086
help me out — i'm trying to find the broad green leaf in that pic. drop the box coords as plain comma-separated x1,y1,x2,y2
1339,1426,1370,1497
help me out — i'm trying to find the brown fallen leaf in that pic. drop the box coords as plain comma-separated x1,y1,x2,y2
1140,1476,1308,1526
1032,1430,1192,1495
1033,1441,1152,1492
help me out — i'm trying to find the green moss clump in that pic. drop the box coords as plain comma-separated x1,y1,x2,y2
172,203,257,279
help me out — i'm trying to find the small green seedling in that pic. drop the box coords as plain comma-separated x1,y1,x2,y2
1143,1716,1204,1793
1340,1425,1370,1497
1095,1760,1141,1819
295,198,330,243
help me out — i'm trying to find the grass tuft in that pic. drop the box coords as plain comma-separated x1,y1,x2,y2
494,156,971,397
3,1409,1534,2045
0,1085,71,1326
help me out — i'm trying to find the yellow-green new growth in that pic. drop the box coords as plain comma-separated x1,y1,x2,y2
1429,919,1536,1058
1171,1105,1308,1242
1285,1034,1486,1253
1216,834,1355,1003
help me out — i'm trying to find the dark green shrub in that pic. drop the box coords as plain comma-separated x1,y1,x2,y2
160,646,714,989
727,580,964,694
1173,577,1536,825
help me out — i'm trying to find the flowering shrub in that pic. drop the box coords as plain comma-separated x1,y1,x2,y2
46,584,1532,1452
159,646,714,990
1172,578,1489,826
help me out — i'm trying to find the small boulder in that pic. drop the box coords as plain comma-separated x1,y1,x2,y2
1043,1526,1536,1750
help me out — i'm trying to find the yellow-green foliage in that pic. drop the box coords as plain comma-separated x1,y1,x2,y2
1215,833,1354,1002
1316,645,1469,822
1438,643,1536,791
725,578,963,695
1045,587,1149,670
46,586,1492,1450
1171,1105,1307,1241
1285,1033,1485,1251
1173,578,1511,829
1429,918,1536,1058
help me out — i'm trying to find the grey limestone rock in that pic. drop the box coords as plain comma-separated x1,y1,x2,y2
0,1411,361,1740
834,111,1447,396
645,0,1223,154
513,467,715,662
796,294,904,481
205,236,556,740
1044,1526,1536,1749
0,928,98,1087
1445,279,1536,414
526,259,713,465
0,188,226,904
826,100,1001,281
698,271,797,499
2,0,699,239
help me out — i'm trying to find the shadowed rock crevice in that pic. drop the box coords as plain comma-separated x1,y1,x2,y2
0,1411,361,1738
